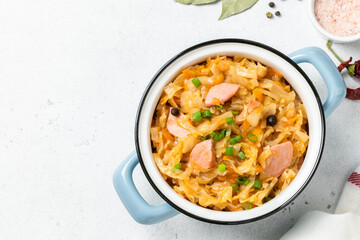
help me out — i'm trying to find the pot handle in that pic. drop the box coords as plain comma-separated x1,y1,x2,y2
113,151,178,224
288,47,346,118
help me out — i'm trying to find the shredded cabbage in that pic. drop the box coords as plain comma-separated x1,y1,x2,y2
151,56,309,211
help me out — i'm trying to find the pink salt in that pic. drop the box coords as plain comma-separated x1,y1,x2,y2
314,0,360,37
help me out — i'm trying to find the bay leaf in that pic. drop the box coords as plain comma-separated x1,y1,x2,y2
175,0,218,5
219,0,258,20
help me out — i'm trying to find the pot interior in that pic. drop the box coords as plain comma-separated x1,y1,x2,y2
135,40,325,224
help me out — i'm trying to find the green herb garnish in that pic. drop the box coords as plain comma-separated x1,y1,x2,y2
232,184,240,192
238,151,246,160
192,110,203,122
229,135,242,145
242,201,252,210
237,176,247,185
225,147,234,156
218,164,226,172
232,110,240,115
253,179,261,190
201,136,209,141
172,163,182,172
247,134,258,142
243,179,250,186
191,77,201,88
202,109,212,119
226,117,235,125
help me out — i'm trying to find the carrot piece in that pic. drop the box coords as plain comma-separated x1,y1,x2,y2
212,98,221,106
256,165,264,172
214,57,221,64
269,67,283,78
284,85,291,92
242,120,250,131
161,129,174,142
213,74,224,84
219,60,231,72
223,156,232,160
252,126,263,138
253,88,264,101
195,65,210,76
182,68,195,78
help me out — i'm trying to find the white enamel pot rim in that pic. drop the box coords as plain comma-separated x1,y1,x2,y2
135,39,325,224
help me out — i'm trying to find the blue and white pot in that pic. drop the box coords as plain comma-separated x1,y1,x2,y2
113,39,346,225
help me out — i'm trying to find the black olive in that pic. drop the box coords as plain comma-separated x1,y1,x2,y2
171,108,180,116
266,115,277,126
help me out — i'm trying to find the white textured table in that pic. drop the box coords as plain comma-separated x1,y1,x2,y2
1,0,359,239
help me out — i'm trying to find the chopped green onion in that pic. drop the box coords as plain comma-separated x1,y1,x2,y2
237,177,250,186
201,136,209,141
225,147,234,156
237,176,247,185
202,109,212,119
191,77,201,88
213,135,221,141
210,130,227,141
243,179,250,186
264,197,272,203
192,111,203,122
232,184,240,192
218,164,226,172
229,138,237,145
220,129,226,138
247,134,258,142
238,151,247,160
172,163,182,172
242,201,252,210
232,110,240,115
226,117,235,125
210,132,221,141
238,176,246,181
229,135,242,145
216,105,223,110
253,179,262,190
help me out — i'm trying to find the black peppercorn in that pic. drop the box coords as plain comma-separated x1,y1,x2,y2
266,115,277,126
269,2,275,7
171,108,180,116
275,11,281,16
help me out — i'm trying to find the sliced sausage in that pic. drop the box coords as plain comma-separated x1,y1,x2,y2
166,108,190,138
263,142,293,178
189,139,215,169
205,83,240,107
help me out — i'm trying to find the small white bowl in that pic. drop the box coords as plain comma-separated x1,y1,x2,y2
308,0,360,43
